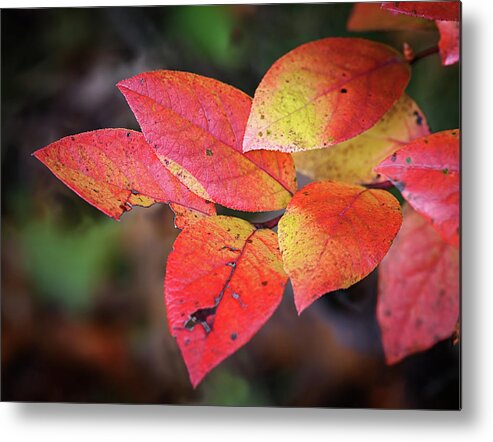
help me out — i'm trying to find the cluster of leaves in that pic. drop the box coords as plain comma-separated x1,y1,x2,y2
34,2,460,387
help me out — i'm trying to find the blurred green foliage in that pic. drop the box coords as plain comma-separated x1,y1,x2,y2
168,6,243,67
200,368,269,406
21,216,120,312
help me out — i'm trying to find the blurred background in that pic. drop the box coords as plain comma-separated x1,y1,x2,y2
1,3,459,407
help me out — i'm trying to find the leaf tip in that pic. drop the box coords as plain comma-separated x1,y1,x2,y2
294,296,310,316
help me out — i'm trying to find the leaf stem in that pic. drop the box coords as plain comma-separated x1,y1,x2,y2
410,45,439,65
362,180,394,190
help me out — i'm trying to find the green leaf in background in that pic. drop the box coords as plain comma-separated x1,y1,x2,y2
168,6,242,67
22,216,120,312
199,368,269,406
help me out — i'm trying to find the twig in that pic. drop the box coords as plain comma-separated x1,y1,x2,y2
410,45,439,65
362,180,394,190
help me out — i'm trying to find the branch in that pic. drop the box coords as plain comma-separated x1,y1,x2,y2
410,45,439,65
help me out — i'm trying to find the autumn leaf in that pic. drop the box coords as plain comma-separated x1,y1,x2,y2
374,129,459,247
377,205,459,364
347,2,434,31
169,203,212,230
243,37,410,153
293,94,430,184
117,71,297,212
437,20,460,66
33,129,215,220
381,1,460,21
278,181,402,314
165,215,287,387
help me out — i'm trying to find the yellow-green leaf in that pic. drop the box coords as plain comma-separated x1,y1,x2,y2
293,94,430,184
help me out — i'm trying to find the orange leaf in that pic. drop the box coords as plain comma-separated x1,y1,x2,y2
377,205,459,364
278,181,402,314
118,71,296,212
375,129,459,247
347,2,434,31
243,37,410,153
165,216,287,387
381,1,460,21
33,129,215,220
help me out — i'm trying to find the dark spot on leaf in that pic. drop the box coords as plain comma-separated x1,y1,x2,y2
258,131,263,137
127,132,131,137
262,281,268,286
246,239,253,243
442,168,449,174
206,149,214,156
391,152,397,162
451,131,457,136
413,111,423,126
130,189,139,195
340,88,347,94
384,309,392,317
231,333,237,341
222,245,240,252
405,157,412,164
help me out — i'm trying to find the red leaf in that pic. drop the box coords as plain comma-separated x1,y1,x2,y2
377,205,459,364
278,181,402,314
33,129,215,220
165,216,287,387
381,1,460,21
347,2,434,31
243,37,410,153
374,129,459,247
437,20,460,66
117,71,296,212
